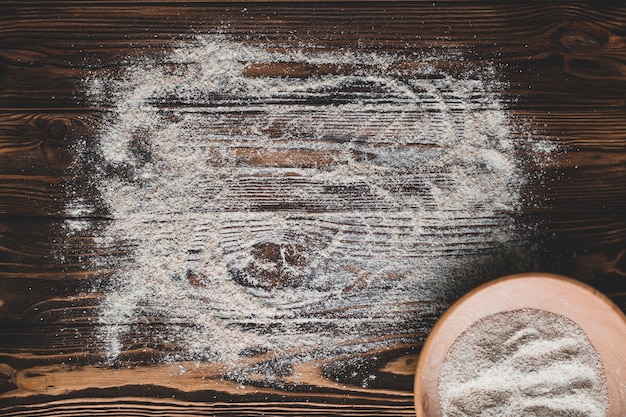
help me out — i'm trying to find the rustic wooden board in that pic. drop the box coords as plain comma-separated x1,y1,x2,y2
2,2,626,416
415,274,626,416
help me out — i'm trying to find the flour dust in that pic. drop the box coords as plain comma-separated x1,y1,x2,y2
73,35,553,381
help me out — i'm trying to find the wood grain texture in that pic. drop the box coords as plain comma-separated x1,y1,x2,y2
1,2,626,416
2,110,626,216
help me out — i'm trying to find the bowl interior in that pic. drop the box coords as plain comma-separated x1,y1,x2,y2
413,273,626,417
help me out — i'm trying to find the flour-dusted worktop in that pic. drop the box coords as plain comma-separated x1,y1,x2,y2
1,2,626,416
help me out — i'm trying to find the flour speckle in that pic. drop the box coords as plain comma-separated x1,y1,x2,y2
72,35,553,380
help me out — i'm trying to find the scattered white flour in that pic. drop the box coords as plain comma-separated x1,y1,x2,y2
71,34,553,380
439,309,608,417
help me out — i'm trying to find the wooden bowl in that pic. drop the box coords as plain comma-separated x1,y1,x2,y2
414,273,626,417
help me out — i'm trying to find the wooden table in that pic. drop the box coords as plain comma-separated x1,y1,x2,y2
1,2,626,416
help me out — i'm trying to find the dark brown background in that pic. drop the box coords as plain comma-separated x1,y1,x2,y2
1,2,626,416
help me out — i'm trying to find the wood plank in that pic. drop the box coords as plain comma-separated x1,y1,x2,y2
2,110,626,217
2,2,626,416
0,176,66,217
0,396,417,417
1,4,626,109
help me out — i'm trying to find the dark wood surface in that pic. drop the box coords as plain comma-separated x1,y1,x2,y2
1,2,626,416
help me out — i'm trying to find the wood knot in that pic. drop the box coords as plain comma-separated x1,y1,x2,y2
0,364,17,394
555,24,608,54
556,24,620,80
41,118,76,170
47,119,69,141
563,56,624,80
230,241,310,290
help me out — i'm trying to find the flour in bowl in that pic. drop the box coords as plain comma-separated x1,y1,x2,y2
439,309,608,417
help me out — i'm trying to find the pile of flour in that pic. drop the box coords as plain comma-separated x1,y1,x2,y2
439,309,608,417
73,34,553,380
